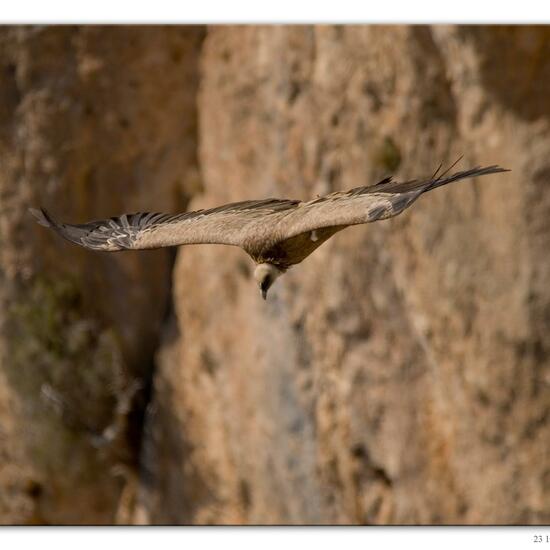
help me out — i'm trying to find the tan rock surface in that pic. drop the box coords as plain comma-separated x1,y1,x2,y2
1,25,549,526
141,26,550,524
0,26,203,524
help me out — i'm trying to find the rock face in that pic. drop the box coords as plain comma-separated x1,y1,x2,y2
1,25,550,525
141,26,550,524
0,26,204,524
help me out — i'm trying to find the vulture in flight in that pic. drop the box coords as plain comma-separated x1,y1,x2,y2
31,163,508,299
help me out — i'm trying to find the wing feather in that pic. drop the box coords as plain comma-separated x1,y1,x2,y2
30,199,300,252
279,165,509,239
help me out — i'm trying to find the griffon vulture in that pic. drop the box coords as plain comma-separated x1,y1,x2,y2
30,163,508,299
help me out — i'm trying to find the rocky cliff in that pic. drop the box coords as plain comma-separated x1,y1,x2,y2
0,25,549,525
0,25,203,523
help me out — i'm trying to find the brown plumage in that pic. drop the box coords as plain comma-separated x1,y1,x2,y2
30,164,509,299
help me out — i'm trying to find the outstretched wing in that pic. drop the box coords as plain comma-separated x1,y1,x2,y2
30,198,300,252
280,165,509,239
30,165,509,258
259,165,509,268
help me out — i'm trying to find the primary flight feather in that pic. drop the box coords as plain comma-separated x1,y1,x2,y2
30,163,509,299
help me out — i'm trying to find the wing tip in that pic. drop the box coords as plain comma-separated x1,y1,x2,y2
482,165,511,174
29,207,55,228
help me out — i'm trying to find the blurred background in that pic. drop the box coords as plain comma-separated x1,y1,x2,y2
0,25,549,525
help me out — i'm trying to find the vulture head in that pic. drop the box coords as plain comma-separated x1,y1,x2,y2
254,263,283,300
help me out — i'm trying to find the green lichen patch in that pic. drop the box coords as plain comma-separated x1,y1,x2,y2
372,136,402,173
6,274,137,478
